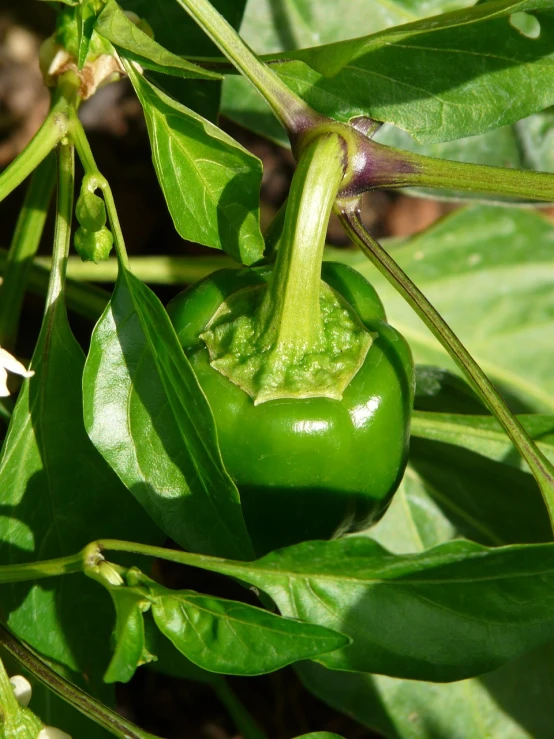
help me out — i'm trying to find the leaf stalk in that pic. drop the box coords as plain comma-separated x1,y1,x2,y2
337,202,554,531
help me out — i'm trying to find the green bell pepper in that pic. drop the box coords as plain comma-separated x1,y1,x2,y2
168,133,414,556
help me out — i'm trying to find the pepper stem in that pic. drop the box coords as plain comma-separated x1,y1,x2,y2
258,133,346,355
201,133,372,403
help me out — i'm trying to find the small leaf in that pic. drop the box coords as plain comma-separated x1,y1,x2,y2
125,62,263,263
103,586,155,684
149,583,348,676
83,266,255,561
96,1,222,80
76,3,97,69
193,537,554,681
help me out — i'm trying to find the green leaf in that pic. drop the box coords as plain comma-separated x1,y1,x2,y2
96,1,223,80
412,412,554,468
327,205,554,412
120,0,247,119
299,645,554,739
103,586,155,684
266,0,554,142
76,3,97,69
83,266,255,561
150,585,348,676
195,536,554,681
299,463,554,739
0,298,159,690
126,63,263,264
239,0,475,53
293,734,346,739
414,366,485,414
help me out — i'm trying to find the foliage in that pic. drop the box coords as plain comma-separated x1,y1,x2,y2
0,0,554,737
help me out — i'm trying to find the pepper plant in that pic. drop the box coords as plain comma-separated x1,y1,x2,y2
1,0,554,737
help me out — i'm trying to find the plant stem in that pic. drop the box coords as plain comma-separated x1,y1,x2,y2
46,141,74,311
0,625,163,739
0,153,56,349
173,0,316,136
0,74,79,205
68,110,129,269
344,139,554,202
0,552,84,584
258,133,345,353
338,202,554,531
214,680,268,739
0,248,110,322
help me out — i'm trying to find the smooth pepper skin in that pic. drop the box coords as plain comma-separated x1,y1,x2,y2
168,262,414,557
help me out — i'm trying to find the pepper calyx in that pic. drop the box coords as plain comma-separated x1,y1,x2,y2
201,281,374,404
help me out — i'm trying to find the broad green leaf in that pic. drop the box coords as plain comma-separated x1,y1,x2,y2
103,586,155,684
183,536,554,681
414,366,485,414
83,266,255,561
327,205,554,412
120,0,247,119
0,298,159,692
412,411,554,468
271,0,554,141
299,646,554,739
293,734,346,739
150,585,348,676
239,0,475,54
126,63,264,264
96,1,222,80
298,463,554,739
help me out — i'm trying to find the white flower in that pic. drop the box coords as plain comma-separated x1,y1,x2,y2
0,347,34,397
38,728,72,739
9,675,32,706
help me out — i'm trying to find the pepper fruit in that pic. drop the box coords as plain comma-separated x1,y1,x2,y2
168,134,414,556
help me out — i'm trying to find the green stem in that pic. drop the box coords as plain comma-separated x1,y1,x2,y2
0,248,110,322
347,139,554,201
258,133,345,353
0,552,84,584
214,680,268,739
338,202,554,531
0,74,79,205
173,0,316,135
0,625,163,739
0,153,56,349
68,110,129,269
46,141,74,311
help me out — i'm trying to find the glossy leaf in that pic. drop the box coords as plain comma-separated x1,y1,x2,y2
83,266,255,561
196,536,554,681
239,0,475,53
96,1,222,80
103,586,155,684
299,464,554,739
126,63,263,264
299,646,554,739
412,411,554,468
150,585,348,676
328,205,554,412
0,298,159,692
121,0,247,119
273,0,554,142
